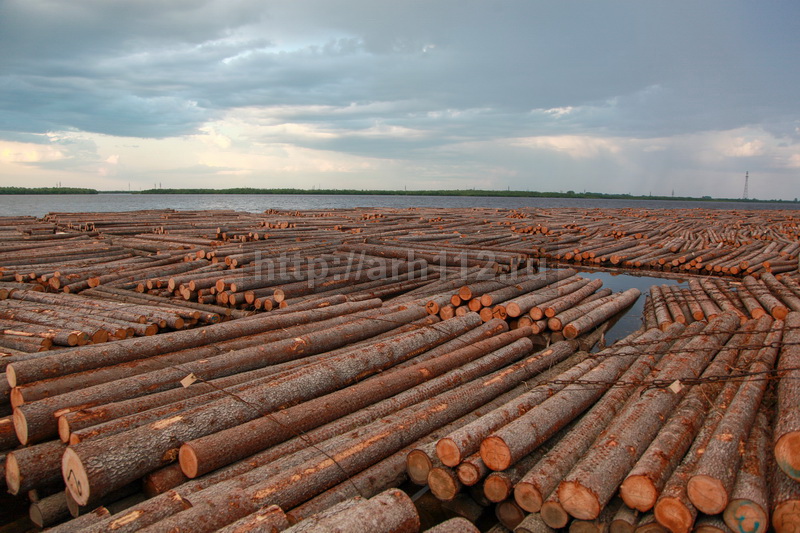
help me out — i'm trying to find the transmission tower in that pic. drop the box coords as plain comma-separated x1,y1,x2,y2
742,171,749,200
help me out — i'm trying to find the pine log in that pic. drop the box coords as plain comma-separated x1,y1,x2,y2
774,312,800,481
285,489,419,533
722,405,771,533
562,288,640,339
610,504,639,533
495,500,526,530
105,341,577,532
652,374,749,533
428,465,462,501
619,316,772,511
63,313,482,505
513,323,696,514
687,320,782,514
5,439,66,495
516,513,556,533
29,491,70,528
423,517,481,533
541,279,604,319
76,334,563,532
7,299,383,386
14,303,421,445
772,457,800,533
210,504,288,533
42,506,111,533
481,321,681,472
180,322,525,478
540,491,570,529
435,353,600,467
743,276,789,319
557,312,741,521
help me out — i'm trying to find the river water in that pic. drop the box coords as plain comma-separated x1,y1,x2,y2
0,193,797,218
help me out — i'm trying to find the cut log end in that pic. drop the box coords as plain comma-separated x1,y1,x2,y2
428,468,460,502
687,474,727,515
483,475,511,503
562,324,579,339
6,364,17,387
774,431,800,482
62,447,91,506
541,500,571,529
12,407,28,445
10,388,23,408
514,481,544,513
496,500,526,530
435,438,463,468
406,450,433,486
619,474,658,512
480,435,512,472
653,497,694,533
506,303,522,318
723,499,768,533
557,480,601,521
774,500,800,533
57,415,72,443
5,452,21,494
455,462,481,487
178,444,200,479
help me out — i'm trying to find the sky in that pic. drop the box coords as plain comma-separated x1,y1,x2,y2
0,1,798,199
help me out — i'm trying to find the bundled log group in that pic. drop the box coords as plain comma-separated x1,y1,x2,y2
0,207,799,532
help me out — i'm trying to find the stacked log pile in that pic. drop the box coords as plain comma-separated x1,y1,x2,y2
1,207,799,532
408,311,800,532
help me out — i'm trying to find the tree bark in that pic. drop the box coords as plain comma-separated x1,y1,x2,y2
687,320,782,515
557,312,741,521
774,312,800,481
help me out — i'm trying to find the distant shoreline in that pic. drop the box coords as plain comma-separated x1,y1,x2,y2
0,186,794,204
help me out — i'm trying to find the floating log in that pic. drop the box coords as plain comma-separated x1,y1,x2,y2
774,312,800,481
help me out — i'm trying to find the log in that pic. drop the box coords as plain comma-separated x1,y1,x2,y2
435,353,599,467
7,299,383,386
481,322,676,472
722,405,771,533
283,489,419,533
557,312,742,521
423,517,480,533
63,313,482,505
562,288,640,339
516,513,556,533
513,323,697,513
772,457,800,533
610,504,639,533
5,439,66,495
214,505,289,533
495,500,526,530
687,319,782,514
105,340,576,532
180,321,525,478
619,316,772,511
14,303,415,445
428,465,462,501
42,506,111,533
774,312,800,481
29,491,70,528
652,372,752,533
504,275,585,318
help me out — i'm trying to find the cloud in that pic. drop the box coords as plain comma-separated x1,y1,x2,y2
0,1,799,198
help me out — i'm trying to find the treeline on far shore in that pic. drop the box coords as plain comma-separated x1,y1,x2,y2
0,186,794,203
0,187,98,195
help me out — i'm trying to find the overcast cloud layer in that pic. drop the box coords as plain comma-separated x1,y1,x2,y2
1,1,798,198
